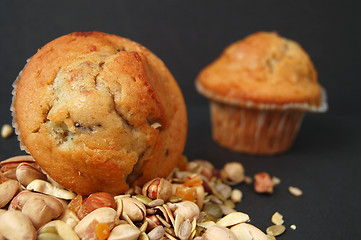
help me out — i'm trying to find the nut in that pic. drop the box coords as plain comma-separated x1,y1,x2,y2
202,225,238,240
187,160,214,181
230,223,269,240
290,224,297,230
173,201,200,238
0,155,35,179
22,197,56,229
0,179,20,208
0,210,37,240
58,209,80,228
83,192,117,214
74,207,118,239
271,176,281,186
147,225,165,240
1,124,13,138
216,212,250,227
266,224,286,236
108,223,141,240
221,162,245,185
271,212,284,225
288,186,303,197
254,172,273,194
121,197,146,221
39,220,79,240
142,178,173,202
231,189,242,203
16,162,47,187
26,179,76,200
10,191,64,218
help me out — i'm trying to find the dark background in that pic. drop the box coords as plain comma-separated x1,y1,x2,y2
0,0,360,239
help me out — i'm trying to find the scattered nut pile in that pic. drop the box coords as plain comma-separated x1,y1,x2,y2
0,155,297,240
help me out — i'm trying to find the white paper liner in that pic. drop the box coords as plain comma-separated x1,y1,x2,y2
10,58,31,154
196,80,328,112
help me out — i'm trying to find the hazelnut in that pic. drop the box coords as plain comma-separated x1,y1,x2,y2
142,178,172,202
221,162,245,185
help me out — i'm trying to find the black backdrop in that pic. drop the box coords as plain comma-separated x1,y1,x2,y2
0,1,360,239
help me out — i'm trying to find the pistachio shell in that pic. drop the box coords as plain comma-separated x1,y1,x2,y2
16,162,47,187
0,179,19,208
202,225,238,240
0,210,37,240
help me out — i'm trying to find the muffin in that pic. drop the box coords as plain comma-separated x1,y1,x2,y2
12,32,187,195
196,32,327,155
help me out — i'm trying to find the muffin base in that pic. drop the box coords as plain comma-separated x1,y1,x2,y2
211,101,305,155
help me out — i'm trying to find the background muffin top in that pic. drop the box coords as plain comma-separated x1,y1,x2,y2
196,32,327,111
12,32,187,195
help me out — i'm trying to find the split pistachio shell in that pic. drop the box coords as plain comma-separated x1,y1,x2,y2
178,219,192,240
230,223,269,240
16,162,47,187
202,225,238,240
0,155,35,179
75,207,118,238
0,210,37,240
26,179,76,200
121,197,146,221
108,224,141,240
0,179,19,208
216,212,250,227
173,201,200,237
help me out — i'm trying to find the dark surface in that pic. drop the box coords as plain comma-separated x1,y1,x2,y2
0,0,360,239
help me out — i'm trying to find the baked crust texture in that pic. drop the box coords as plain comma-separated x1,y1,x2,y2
12,32,187,195
196,32,327,111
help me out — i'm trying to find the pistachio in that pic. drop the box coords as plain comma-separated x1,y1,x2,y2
147,225,165,240
173,201,199,238
121,197,146,221
221,162,245,185
0,155,35,179
215,183,232,199
74,207,118,239
142,178,173,202
202,225,238,240
194,185,205,209
108,224,141,240
16,162,47,187
0,210,37,240
10,191,64,219
187,160,214,181
0,179,20,208
22,198,55,229
266,224,286,236
178,219,191,240
26,179,76,200
216,212,250,227
231,223,269,240
146,215,162,231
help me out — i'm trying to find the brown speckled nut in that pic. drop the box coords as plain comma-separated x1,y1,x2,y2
12,32,187,195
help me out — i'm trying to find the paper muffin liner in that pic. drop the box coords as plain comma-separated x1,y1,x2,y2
10,58,31,154
210,101,305,155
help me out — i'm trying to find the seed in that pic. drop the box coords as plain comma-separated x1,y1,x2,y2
134,195,152,205
271,212,284,225
38,233,63,240
288,186,303,197
223,199,235,209
148,199,164,207
244,176,253,184
169,196,183,203
290,224,297,230
231,189,242,203
266,235,276,240
271,176,281,186
266,225,286,236
203,203,223,219
1,124,13,138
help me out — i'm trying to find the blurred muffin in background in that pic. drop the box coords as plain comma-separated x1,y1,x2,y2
196,32,327,155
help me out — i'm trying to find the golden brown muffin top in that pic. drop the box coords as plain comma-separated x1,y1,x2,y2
196,32,327,111
12,32,187,195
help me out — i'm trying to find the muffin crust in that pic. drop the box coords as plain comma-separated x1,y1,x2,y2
13,32,187,195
